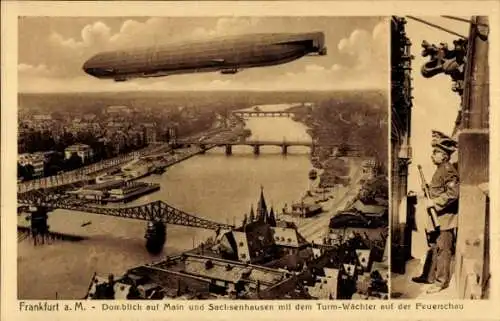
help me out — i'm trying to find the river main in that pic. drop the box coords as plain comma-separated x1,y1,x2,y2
18,108,316,299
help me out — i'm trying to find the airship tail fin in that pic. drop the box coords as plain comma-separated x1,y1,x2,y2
211,58,225,64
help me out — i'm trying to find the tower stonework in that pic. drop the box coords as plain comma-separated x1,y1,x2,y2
390,17,414,274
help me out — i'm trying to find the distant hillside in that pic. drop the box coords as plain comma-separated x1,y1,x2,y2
18,90,386,116
288,90,388,169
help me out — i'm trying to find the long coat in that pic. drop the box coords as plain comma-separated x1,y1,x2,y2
428,162,460,230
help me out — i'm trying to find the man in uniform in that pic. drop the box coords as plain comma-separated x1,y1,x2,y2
411,130,459,294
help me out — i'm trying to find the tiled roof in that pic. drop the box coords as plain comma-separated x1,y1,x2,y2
271,227,308,248
324,267,339,279
275,220,298,229
184,257,246,284
343,263,356,277
181,255,285,287
355,249,371,272
241,223,275,259
232,231,251,262
86,275,131,299
313,246,360,271
263,248,313,271
305,268,339,299
352,200,386,216
370,261,389,281
312,248,322,259
65,143,91,151
215,229,232,242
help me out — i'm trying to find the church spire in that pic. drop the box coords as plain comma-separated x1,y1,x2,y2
268,206,276,227
249,204,255,222
257,185,268,222
242,213,248,227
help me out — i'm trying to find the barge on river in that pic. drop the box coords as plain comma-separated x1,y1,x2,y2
104,182,160,203
282,202,323,218
67,181,160,204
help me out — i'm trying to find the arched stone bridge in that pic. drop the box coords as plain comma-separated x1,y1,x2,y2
231,111,298,118
178,139,361,156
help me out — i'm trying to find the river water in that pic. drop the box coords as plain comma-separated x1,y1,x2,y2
18,106,317,299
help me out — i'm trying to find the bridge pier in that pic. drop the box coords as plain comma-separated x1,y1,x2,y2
253,145,260,155
29,206,49,245
199,144,206,154
281,145,288,155
145,220,166,254
225,144,232,156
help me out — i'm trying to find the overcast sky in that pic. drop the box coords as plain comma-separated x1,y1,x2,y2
18,16,388,93
404,16,471,190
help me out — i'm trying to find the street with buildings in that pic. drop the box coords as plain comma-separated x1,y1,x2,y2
17,92,246,181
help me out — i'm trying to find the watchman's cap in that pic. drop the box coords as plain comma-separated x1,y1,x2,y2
431,130,457,154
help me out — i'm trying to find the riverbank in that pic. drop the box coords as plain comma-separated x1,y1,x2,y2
283,157,366,243
286,110,350,189
286,99,388,202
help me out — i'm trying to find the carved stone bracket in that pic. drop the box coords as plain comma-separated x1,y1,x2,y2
420,38,468,96
397,157,411,171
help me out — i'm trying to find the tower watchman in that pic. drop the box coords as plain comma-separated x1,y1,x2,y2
412,130,459,293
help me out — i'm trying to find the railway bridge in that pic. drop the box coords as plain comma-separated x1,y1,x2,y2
18,192,234,253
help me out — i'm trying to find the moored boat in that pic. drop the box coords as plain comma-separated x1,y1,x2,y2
121,158,155,180
104,182,160,203
309,169,318,180
95,173,125,184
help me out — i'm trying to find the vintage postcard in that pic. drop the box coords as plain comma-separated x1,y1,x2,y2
15,14,389,302
1,1,499,321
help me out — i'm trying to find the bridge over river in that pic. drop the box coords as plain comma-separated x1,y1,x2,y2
178,138,361,156
18,192,234,252
231,110,299,118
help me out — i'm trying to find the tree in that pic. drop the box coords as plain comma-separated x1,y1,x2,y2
19,164,34,180
89,140,105,162
65,152,83,171
17,163,24,179
103,143,116,158
359,175,388,204
44,152,65,176
61,132,75,149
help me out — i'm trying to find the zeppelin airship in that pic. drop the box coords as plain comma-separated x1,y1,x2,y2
82,32,327,82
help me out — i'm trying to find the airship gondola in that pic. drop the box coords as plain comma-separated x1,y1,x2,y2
82,32,327,81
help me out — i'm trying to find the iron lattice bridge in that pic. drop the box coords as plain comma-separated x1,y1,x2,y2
18,195,234,231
